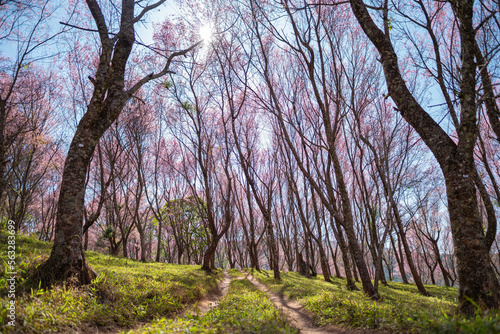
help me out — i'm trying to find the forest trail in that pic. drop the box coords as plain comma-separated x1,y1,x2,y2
190,269,232,315
241,270,381,334
104,270,232,334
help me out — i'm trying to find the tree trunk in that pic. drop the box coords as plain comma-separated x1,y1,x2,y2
31,0,197,287
325,226,342,278
204,245,214,268
446,167,500,313
331,217,356,289
201,235,219,272
84,230,89,251
303,232,312,278
266,216,281,280
349,0,500,313
433,242,451,287
394,234,409,284
33,121,101,287
122,234,129,258
139,230,147,262
393,209,429,295
317,240,331,282
210,251,215,270
155,219,162,262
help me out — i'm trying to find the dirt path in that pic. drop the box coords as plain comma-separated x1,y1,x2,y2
94,270,232,334
241,270,378,334
189,269,232,315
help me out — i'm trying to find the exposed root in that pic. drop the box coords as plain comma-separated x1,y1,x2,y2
30,255,97,290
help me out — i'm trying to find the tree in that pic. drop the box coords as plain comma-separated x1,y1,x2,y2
350,99,429,295
246,0,378,295
3,69,62,233
214,32,282,279
161,196,207,264
34,0,199,287
166,45,234,272
0,0,63,209
348,0,500,313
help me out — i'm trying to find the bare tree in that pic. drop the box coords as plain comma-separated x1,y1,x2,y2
34,0,200,287
348,0,500,313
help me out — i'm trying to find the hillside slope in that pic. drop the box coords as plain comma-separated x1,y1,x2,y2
0,232,222,333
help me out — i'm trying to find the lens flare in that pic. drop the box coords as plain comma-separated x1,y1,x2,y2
199,23,213,43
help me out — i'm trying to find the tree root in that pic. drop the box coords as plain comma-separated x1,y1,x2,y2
30,255,97,290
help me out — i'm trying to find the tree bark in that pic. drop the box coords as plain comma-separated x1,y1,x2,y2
330,216,357,289
33,118,104,286
349,0,500,313
156,219,162,262
32,0,198,287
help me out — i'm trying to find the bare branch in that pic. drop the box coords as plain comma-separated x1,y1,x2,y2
133,0,167,23
85,0,110,43
126,41,203,96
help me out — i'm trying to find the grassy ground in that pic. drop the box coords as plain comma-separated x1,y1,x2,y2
3,232,498,333
227,268,245,278
0,232,222,333
126,276,298,334
246,269,500,333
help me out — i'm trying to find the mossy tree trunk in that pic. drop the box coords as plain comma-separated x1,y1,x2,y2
33,0,198,287
349,0,500,314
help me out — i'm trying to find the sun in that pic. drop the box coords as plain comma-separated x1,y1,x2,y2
199,23,213,44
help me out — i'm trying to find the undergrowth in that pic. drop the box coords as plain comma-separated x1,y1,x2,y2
247,269,500,333
227,268,245,278
0,231,222,333
126,277,298,333
2,230,498,334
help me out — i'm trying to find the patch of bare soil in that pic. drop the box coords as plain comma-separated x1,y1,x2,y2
242,271,386,334
188,269,232,315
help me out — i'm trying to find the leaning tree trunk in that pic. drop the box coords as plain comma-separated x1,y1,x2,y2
310,191,331,282
325,229,342,279
31,0,200,287
392,200,429,295
33,118,105,286
391,234,409,284
316,240,331,282
349,0,500,313
331,149,378,298
265,216,281,280
432,241,451,287
330,216,357,289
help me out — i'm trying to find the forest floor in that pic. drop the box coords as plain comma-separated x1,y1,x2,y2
0,232,223,333
246,269,500,333
124,268,298,333
117,270,232,334
242,270,378,334
190,269,232,315
1,232,500,333
126,269,379,334
110,270,232,334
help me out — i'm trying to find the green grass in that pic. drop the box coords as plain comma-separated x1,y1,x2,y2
246,269,500,333
126,277,298,334
0,232,222,333
3,231,498,333
227,268,245,278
